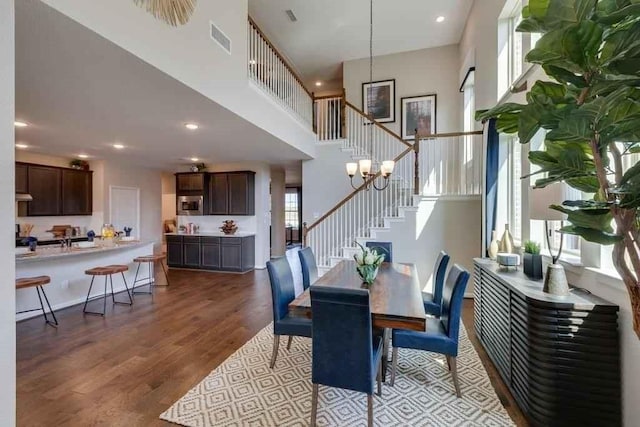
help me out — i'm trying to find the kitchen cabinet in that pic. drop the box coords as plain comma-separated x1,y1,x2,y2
208,171,255,216
165,234,255,272
183,236,202,268
62,169,93,215
27,165,62,216
176,173,206,193
16,163,28,194
18,162,93,216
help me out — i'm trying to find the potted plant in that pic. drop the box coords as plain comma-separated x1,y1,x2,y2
476,0,640,337
70,159,89,170
523,240,543,280
354,242,385,286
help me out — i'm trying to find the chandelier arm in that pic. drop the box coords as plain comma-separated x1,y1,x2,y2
372,176,389,191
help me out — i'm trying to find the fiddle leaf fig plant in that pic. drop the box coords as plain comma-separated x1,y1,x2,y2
476,0,640,338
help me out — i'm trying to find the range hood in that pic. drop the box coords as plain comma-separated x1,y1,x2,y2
16,193,33,202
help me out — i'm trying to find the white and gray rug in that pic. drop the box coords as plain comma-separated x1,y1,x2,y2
160,324,515,426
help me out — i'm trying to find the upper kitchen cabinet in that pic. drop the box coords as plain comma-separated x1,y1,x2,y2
19,162,93,216
62,169,93,215
208,171,255,216
27,165,62,216
176,173,207,194
15,163,28,194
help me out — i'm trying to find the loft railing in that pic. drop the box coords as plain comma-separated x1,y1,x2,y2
314,93,344,140
247,17,313,126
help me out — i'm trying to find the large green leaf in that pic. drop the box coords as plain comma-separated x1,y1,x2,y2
550,205,614,231
566,176,601,192
542,64,588,87
559,225,622,244
475,102,525,122
597,4,640,24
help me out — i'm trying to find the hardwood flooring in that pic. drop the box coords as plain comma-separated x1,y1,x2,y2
17,267,527,426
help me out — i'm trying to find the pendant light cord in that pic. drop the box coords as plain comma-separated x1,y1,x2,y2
369,0,373,165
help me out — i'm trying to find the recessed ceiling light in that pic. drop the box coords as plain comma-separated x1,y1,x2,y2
249,59,257,65
185,123,199,130
78,154,89,159
15,143,28,149
315,81,322,87
14,121,28,127
436,16,445,23
190,157,200,162
113,143,125,149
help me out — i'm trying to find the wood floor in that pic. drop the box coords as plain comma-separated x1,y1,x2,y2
17,267,528,426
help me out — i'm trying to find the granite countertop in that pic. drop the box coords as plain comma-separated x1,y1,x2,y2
16,241,152,263
165,232,256,237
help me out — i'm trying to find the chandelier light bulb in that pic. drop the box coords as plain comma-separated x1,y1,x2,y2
359,159,372,177
346,163,358,177
381,160,395,177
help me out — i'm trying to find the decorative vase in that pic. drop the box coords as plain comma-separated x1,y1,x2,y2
499,224,514,254
523,253,543,280
28,241,37,252
543,264,569,296
357,264,379,285
488,230,500,260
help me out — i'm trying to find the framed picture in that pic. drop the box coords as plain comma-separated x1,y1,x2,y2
401,94,437,140
362,79,395,123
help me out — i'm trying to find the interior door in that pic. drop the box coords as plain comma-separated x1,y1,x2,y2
109,186,140,238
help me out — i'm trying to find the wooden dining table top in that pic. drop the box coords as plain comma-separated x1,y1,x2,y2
289,260,426,331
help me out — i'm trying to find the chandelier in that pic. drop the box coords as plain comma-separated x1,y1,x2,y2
346,0,394,191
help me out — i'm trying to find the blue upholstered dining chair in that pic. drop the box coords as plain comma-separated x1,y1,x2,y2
298,247,318,290
366,241,392,263
310,286,383,427
422,251,450,316
266,257,312,369
390,264,470,398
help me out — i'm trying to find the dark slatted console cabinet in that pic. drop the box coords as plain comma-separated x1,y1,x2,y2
473,258,621,427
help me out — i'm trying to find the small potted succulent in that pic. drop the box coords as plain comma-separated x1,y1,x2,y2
523,240,543,280
354,242,385,286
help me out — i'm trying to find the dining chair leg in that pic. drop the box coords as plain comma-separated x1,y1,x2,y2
367,394,373,427
269,335,280,369
447,356,462,398
287,336,293,350
160,260,171,286
310,383,319,427
446,355,452,371
376,362,382,397
390,347,398,386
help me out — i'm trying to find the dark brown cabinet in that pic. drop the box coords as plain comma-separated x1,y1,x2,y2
208,174,228,215
27,165,62,216
176,173,206,193
165,234,254,272
18,162,93,216
15,163,28,194
208,171,255,216
62,169,93,215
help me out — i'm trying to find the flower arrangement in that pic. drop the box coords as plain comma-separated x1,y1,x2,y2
220,220,238,235
354,242,385,285
523,240,541,255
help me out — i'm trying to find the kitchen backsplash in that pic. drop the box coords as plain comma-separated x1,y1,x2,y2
16,213,104,240
177,215,257,234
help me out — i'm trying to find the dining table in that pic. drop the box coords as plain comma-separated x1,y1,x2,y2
289,259,427,378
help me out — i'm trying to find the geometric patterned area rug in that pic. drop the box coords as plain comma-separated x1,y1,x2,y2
160,323,515,427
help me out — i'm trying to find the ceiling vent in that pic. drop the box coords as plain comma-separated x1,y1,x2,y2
210,21,231,54
285,9,297,22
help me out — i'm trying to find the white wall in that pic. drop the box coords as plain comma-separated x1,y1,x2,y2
161,172,176,228
41,0,316,158
1,1,16,424
302,142,355,225
270,167,286,257
343,44,462,136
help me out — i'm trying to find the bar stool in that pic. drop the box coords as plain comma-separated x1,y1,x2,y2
16,276,58,327
83,265,133,316
132,254,170,296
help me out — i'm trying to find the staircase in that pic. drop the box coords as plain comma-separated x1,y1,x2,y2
307,95,483,273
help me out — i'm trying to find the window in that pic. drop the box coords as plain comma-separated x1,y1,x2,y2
285,189,300,228
508,137,523,244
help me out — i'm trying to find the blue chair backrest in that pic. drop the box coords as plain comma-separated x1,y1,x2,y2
440,264,470,342
433,251,450,306
310,286,374,394
366,241,392,263
298,247,318,290
266,257,296,323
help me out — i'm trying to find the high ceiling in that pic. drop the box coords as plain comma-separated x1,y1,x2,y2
249,0,474,91
15,0,309,174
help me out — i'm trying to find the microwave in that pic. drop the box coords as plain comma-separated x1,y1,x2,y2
177,195,203,216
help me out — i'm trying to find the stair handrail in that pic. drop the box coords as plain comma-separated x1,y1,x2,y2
344,100,413,148
303,144,414,245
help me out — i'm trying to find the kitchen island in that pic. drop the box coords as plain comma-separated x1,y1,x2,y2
16,241,156,320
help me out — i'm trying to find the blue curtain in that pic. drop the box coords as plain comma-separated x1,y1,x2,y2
485,118,499,255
